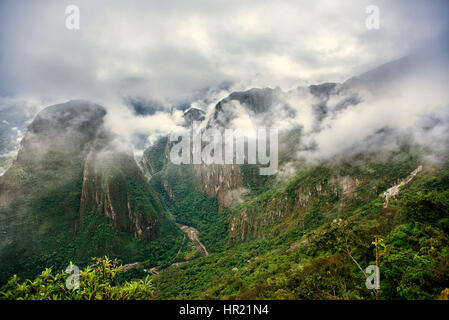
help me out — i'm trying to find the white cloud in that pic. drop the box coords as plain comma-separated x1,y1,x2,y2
2,0,448,103
1,0,448,157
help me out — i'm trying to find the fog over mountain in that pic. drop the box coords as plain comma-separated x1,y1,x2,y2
1,0,449,160
2,1,449,302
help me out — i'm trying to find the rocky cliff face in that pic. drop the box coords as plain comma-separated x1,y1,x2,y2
193,163,246,210
79,140,164,242
140,90,274,210
228,170,363,241
139,136,170,177
227,152,421,241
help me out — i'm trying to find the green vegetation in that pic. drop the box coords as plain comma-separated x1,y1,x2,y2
0,102,183,285
2,102,448,300
140,136,169,175
0,257,154,300
241,164,276,195
4,144,448,300
0,148,185,284
150,163,228,252
152,156,449,300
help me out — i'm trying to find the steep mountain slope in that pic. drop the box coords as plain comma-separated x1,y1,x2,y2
138,81,359,251
0,100,182,283
2,52,448,299
11,169,448,301
142,50,449,215
152,149,449,300
141,54,449,299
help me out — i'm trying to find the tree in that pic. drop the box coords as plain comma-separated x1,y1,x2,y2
400,191,449,224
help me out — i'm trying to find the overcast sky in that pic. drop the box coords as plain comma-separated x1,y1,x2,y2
1,0,448,106
0,0,448,157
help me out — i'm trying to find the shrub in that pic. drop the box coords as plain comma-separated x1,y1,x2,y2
0,257,154,300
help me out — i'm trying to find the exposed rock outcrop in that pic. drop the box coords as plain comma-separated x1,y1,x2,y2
381,165,423,207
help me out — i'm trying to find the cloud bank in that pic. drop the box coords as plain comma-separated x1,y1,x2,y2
1,0,448,157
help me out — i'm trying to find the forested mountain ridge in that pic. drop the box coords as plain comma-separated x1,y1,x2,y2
1,53,449,300
0,100,184,284
152,155,449,300
138,54,449,299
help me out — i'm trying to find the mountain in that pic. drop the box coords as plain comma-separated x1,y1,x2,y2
154,158,449,299
137,55,449,299
0,100,183,283
2,54,449,300
139,82,428,249
147,109,449,299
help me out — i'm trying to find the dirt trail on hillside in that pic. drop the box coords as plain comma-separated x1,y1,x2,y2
381,165,423,207
176,223,209,256
123,223,208,274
